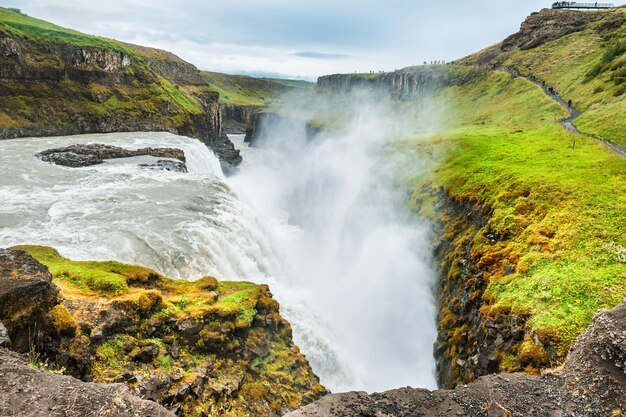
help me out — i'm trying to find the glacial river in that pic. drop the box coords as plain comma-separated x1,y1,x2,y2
0,129,437,393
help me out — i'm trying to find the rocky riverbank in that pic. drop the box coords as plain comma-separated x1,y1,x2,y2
0,246,325,417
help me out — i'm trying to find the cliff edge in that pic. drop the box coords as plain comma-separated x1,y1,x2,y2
288,300,626,417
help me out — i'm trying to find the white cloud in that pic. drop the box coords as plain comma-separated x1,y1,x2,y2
0,0,590,79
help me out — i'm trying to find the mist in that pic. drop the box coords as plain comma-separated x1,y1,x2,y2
228,87,443,392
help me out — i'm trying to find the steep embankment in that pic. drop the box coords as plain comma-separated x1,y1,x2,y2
0,8,243,169
316,7,626,389
0,246,325,417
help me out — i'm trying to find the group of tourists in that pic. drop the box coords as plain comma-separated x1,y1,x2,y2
529,73,574,109
423,60,446,65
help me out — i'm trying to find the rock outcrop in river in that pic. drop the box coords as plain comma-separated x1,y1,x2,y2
37,143,187,171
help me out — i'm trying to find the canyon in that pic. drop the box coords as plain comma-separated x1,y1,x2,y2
0,5,625,417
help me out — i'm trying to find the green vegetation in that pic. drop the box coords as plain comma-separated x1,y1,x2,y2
12,245,324,416
461,8,626,146
0,7,130,53
202,71,311,106
414,65,626,366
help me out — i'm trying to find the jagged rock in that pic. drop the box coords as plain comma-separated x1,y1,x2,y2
0,249,58,352
37,144,186,168
287,300,626,417
501,9,604,51
139,159,188,172
0,348,173,417
6,246,326,417
132,344,160,363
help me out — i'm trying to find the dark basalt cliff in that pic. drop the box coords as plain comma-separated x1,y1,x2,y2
0,8,241,171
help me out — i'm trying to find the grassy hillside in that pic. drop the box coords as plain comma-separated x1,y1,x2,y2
461,7,626,147
202,71,312,106
0,7,128,52
0,7,214,138
411,62,626,380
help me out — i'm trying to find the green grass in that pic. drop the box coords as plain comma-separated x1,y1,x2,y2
12,245,134,295
157,76,202,113
461,8,626,146
0,7,130,54
202,71,302,106
419,67,626,357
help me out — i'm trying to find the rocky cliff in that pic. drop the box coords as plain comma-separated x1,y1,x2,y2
317,66,453,98
287,299,626,417
0,7,241,171
0,246,325,417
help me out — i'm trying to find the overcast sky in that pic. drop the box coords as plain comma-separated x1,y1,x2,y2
0,0,600,80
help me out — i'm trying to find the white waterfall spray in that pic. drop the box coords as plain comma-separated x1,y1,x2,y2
227,88,439,391
0,86,441,393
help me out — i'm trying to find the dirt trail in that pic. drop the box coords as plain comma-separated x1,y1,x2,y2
496,65,626,160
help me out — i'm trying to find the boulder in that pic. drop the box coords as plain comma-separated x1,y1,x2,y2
36,144,186,168
0,249,58,352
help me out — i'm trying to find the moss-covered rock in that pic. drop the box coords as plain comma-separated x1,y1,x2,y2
0,248,59,352
12,245,325,417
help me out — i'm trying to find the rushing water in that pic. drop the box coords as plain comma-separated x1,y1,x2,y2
0,128,437,393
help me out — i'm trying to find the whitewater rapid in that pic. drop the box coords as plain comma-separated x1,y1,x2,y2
0,129,437,393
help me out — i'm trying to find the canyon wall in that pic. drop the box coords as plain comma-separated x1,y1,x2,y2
0,9,241,170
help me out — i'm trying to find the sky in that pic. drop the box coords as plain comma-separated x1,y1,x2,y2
0,0,603,80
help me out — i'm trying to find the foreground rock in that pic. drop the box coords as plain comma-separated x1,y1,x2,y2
37,144,187,171
0,348,173,417
287,301,626,417
0,246,325,417
0,248,58,352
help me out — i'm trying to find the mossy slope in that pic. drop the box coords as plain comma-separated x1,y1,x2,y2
14,245,325,417
460,7,626,147
409,64,626,385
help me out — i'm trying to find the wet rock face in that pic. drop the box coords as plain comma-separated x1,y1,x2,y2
0,249,58,352
501,8,604,51
0,348,173,417
222,104,262,133
37,144,187,171
287,301,626,417
432,192,560,388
